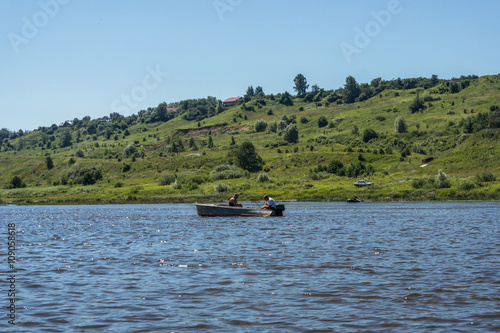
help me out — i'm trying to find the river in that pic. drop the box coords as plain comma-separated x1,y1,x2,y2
2,202,499,332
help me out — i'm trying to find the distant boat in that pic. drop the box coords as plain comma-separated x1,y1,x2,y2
347,197,362,203
195,203,285,217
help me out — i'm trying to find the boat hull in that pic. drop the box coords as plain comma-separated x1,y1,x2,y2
195,203,282,217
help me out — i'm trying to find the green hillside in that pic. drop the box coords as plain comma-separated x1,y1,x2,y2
1,74,499,204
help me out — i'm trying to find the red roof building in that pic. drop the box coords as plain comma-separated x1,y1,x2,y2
222,97,242,106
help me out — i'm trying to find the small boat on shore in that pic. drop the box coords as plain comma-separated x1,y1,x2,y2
195,203,285,217
347,197,362,203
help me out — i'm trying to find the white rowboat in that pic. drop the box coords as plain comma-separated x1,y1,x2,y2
195,203,285,217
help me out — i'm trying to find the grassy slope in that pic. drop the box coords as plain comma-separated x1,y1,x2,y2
1,75,499,204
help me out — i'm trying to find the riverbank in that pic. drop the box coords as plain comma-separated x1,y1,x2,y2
2,182,499,205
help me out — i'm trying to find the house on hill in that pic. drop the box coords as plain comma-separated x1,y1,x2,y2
222,97,242,107
167,107,178,112
59,121,73,128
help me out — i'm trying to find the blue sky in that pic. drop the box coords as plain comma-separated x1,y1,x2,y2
1,0,499,131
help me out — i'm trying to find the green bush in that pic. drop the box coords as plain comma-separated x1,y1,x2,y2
458,180,475,191
317,116,328,128
235,141,264,172
211,165,243,181
362,129,378,142
412,178,426,189
214,183,229,193
213,164,232,172
475,171,496,183
436,169,451,188
158,174,176,186
284,124,299,143
8,176,26,189
257,173,270,182
123,143,137,157
254,120,268,132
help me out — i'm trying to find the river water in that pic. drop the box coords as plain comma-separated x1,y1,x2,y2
2,202,499,332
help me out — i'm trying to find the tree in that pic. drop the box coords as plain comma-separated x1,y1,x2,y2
293,74,309,97
352,124,359,135
60,131,72,148
317,116,328,128
208,135,214,148
362,128,378,142
123,143,137,157
394,117,408,133
46,156,54,170
279,91,293,106
255,86,264,96
236,141,264,172
10,176,26,189
430,74,439,86
283,124,299,143
188,137,198,150
327,160,344,174
246,86,255,97
254,119,267,132
76,149,84,158
409,95,426,113
343,76,360,103
0,128,10,140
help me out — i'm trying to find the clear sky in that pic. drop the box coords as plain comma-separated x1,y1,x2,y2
1,0,499,131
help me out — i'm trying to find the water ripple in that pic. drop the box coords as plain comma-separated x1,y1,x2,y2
2,202,499,332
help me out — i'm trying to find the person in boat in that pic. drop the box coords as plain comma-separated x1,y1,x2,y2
229,193,243,207
261,195,277,210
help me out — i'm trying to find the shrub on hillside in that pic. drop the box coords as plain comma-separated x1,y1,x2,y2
317,116,328,128
257,173,270,183
436,169,451,188
76,149,84,158
411,170,452,189
394,117,408,133
123,143,137,157
283,124,299,143
8,176,26,189
254,120,268,133
68,168,103,186
211,165,243,181
235,141,264,172
362,129,378,142
475,171,496,183
158,174,176,186
458,180,475,191
214,183,229,193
